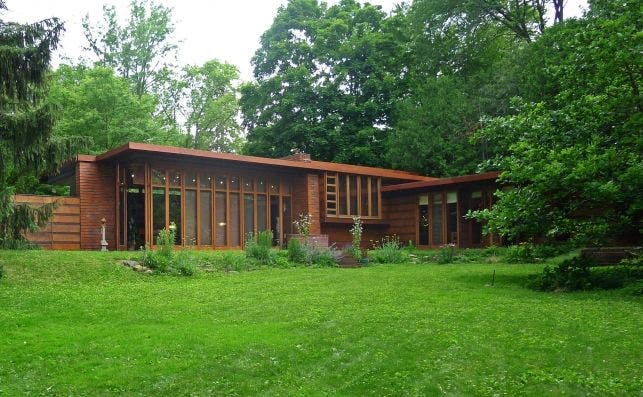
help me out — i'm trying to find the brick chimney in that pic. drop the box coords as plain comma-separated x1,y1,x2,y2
281,149,311,162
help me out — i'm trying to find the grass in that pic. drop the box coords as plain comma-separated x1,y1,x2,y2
0,250,641,396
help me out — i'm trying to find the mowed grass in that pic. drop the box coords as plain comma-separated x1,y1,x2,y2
0,251,641,396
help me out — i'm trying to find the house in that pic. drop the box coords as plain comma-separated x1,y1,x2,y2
16,142,500,250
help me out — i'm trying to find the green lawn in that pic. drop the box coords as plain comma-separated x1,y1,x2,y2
0,251,641,396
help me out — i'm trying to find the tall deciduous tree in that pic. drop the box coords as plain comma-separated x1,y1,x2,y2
471,0,642,245
48,64,183,154
0,1,81,245
82,0,177,98
387,0,524,176
241,0,406,166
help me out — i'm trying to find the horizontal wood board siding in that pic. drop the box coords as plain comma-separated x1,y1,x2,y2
15,194,81,250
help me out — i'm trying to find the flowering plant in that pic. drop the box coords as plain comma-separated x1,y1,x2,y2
293,213,312,237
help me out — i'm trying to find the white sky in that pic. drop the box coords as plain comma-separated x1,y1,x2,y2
5,0,588,82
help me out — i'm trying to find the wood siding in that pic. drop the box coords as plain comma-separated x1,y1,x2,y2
78,161,117,250
383,193,417,245
15,194,81,250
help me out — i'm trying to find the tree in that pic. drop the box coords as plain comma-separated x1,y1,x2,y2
471,0,642,245
386,0,525,176
181,61,242,152
82,0,177,98
0,1,81,246
48,64,183,154
241,0,407,166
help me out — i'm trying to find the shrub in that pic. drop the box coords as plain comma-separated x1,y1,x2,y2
349,216,363,260
505,243,537,263
141,223,197,276
370,235,408,264
287,238,306,263
293,213,312,237
245,231,275,265
532,255,643,292
0,263,4,279
437,244,457,264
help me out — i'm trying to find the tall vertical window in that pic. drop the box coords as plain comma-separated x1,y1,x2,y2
418,195,429,246
230,192,241,246
257,194,267,231
325,173,381,219
446,192,458,244
200,191,212,245
185,190,197,245
432,193,443,246
215,192,227,246
169,188,181,244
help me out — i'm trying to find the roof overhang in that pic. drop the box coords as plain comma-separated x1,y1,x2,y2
92,142,437,182
382,171,501,193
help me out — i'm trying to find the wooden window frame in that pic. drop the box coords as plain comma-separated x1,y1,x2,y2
324,172,381,219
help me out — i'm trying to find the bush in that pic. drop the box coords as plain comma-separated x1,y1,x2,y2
287,238,306,263
437,244,457,264
532,255,643,292
141,223,197,276
245,231,275,265
370,235,408,264
0,263,4,279
505,243,537,263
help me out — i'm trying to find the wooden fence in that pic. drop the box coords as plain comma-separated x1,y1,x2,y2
14,194,81,250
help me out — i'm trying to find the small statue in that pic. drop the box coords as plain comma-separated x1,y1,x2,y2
100,217,108,251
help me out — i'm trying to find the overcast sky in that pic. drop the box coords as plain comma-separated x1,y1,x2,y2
5,0,588,81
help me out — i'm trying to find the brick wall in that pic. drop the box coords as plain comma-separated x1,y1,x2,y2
15,194,81,250
77,160,116,250
292,173,321,235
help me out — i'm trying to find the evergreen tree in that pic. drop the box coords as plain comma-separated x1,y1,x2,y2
0,1,80,246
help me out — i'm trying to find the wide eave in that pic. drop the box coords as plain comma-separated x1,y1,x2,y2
92,142,437,182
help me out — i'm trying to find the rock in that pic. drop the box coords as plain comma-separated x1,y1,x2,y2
119,260,139,268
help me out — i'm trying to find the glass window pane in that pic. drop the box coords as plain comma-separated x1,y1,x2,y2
185,171,197,188
229,176,240,191
215,192,227,246
432,194,443,246
257,194,267,231
127,164,144,186
419,194,429,245
199,173,212,189
270,195,279,245
371,178,379,216
447,191,458,244
200,191,212,245
349,175,358,216
257,178,266,193
244,194,255,239
270,179,279,194
230,193,240,246
185,190,197,245
169,188,181,244
169,170,181,187
339,174,348,215
152,187,165,242
282,196,291,236
152,169,165,185
216,176,227,191
360,176,369,216
243,177,254,192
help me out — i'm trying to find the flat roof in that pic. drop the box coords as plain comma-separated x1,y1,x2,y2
381,171,500,192
91,142,437,182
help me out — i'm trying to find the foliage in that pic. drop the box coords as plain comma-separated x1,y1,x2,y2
241,0,408,166
47,64,182,153
0,4,81,247
369,235,408,264
387,0,524,176
2,250,641,395
82,0,178,98
142,222,195,276
348,216,363,260
437,243,457,264
165,60,243,152
287,238,306,263
533,255,643,292
471,1,642,244
244,231,275,266
293,213,312,237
